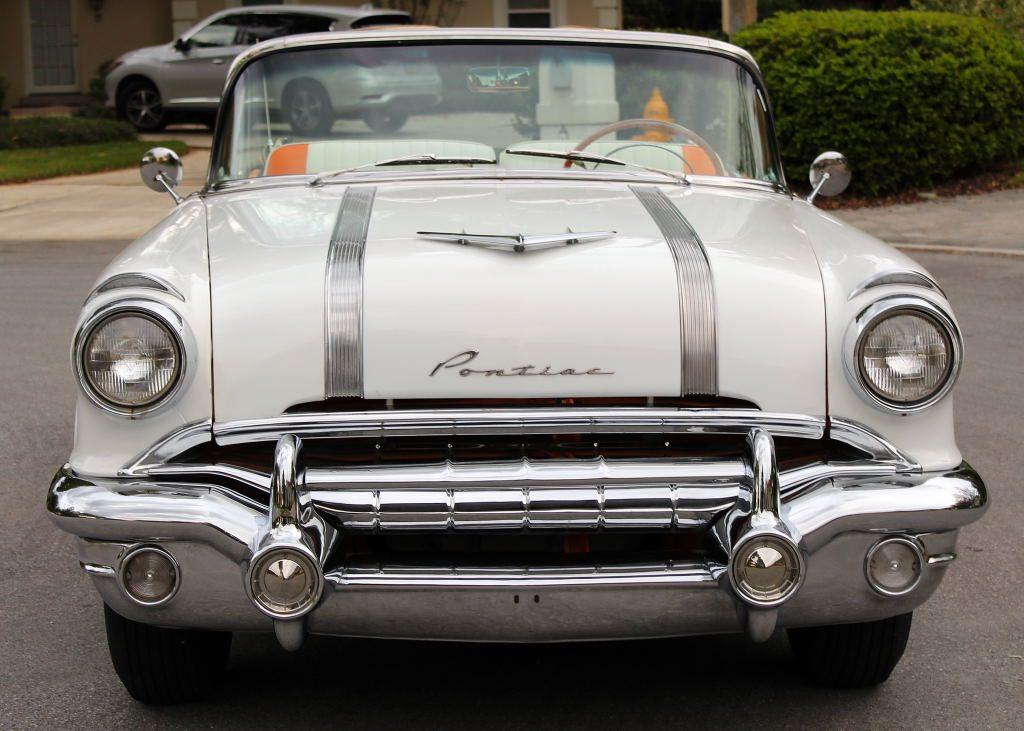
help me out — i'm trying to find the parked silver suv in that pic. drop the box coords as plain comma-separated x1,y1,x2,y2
105,4,413,132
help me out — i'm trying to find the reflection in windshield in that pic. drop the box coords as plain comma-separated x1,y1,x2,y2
214,42,778,185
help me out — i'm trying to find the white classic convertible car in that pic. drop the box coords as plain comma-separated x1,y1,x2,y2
49,27,987,703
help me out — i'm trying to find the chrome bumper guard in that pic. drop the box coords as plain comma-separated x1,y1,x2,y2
49,415,987,647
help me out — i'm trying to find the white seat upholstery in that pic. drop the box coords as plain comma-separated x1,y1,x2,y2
265,139,497,176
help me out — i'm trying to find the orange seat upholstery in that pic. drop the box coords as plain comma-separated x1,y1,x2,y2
264,143,310,176
679,144,717,176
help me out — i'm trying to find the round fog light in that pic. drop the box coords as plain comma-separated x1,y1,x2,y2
248,548,322,619
730,535,802,606
119,546,179,606
866,537,923,596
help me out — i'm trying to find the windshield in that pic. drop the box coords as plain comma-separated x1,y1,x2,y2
211,41,780,186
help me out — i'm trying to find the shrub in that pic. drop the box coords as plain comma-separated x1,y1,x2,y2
0,116,135,150
911,0,1024,38
736,11,1024,195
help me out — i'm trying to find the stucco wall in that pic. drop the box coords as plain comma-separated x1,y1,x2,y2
0,2,28,109
0,0,171,107
78,0,173,91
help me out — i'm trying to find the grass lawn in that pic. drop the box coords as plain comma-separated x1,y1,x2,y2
0,139,189,184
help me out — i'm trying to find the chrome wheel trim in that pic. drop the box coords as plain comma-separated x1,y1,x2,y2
289,88,323,132
125,88,163,128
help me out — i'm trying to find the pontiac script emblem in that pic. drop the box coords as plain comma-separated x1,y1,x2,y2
431,350,615,378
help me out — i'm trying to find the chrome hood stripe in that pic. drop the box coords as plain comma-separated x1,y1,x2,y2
325,186,377,397
631,186,718,395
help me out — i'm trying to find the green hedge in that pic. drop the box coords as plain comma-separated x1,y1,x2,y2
736,11,1024,195
0,116,135,150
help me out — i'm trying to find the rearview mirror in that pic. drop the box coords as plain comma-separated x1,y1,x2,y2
807,151,851,203
467,66,532,93
140,147,184,205
174,37,191,53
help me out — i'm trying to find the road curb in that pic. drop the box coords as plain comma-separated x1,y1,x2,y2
893,243,1024,258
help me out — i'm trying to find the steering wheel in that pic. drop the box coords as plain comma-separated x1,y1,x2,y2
566,118,726,176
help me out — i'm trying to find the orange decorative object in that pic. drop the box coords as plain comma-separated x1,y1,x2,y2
633,87,675,141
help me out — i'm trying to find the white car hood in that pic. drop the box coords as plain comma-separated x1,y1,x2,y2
206,180,825,422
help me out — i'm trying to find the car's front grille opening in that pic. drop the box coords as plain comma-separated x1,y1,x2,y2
178,431,866,473
328,529,720,570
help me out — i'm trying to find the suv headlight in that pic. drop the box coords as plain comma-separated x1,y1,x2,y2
847,296,962,412
74,301,185,415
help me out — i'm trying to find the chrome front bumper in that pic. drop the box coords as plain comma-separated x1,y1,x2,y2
48,411,987,645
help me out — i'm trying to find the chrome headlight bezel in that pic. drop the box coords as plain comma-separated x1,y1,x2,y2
844,295,963,414
73,298,190,416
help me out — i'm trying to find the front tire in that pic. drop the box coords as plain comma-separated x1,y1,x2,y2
362,108,409,133
284,80,334,136
104,604,231,704
120,80,167,132
788,612,913,688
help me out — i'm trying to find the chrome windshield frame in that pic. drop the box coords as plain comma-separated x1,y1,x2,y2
205,28,788,193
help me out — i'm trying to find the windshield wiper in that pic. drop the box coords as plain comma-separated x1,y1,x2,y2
505,148,688,184
310,154,496,186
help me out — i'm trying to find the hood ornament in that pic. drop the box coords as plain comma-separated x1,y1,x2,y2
417,228,615,253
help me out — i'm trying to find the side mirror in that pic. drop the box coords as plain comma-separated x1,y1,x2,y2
807,151,851,204
174,37,191,53
140,147,184,204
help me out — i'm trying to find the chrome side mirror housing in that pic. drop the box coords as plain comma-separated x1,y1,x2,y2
140,147,184,204
807,151,851,204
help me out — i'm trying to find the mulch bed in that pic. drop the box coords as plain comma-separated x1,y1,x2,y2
798,162,1024,210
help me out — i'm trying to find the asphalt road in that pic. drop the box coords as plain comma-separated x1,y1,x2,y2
0,242,1020,729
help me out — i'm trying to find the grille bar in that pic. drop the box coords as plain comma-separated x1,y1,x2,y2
306,457,743,531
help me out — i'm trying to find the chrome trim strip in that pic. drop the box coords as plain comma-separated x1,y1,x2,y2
208,170,785,197
324,185,376,397
927,552,957,565
80,561,116,577
327,561,724,589
84,273,185,304
118,409,917,476
214,408,821,444
630,186,718,395
826,417,919,469
121,419,212,474
849,269,946,301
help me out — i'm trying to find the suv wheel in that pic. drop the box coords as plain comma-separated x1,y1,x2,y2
104,604,231,704
285,80,333,136
120,80,167,132
788,612,913,687
363,108,409,133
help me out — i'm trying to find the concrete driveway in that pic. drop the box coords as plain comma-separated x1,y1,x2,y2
836,189,1024,254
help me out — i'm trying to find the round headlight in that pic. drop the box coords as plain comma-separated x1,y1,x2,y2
852,299,961,411
79,309,182,411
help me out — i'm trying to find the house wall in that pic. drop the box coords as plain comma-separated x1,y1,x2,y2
0,0,171,108
0,2,28,108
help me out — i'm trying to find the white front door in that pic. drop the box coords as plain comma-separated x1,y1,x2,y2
26,0,78,93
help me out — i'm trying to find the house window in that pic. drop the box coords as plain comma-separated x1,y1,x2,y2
508,0,552,27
